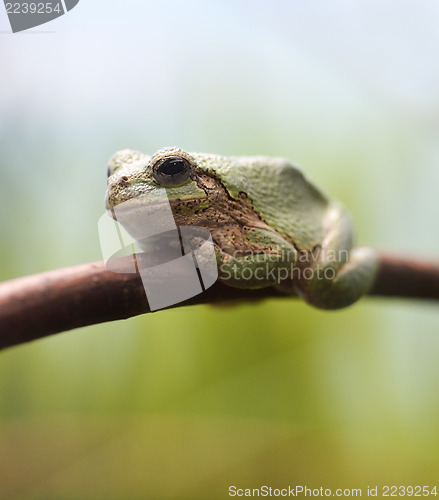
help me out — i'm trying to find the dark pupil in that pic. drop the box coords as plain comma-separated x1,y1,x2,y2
159,158,186,176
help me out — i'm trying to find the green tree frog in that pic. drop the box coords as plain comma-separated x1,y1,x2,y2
105,147,378,309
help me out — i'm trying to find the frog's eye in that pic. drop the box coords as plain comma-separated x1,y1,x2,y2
106,165,112,178
152,155,192,187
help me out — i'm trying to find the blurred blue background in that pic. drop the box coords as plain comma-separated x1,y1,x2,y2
1,1,439,498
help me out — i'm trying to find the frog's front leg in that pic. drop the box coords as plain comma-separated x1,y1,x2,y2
217,227,298,290
296,205,378,309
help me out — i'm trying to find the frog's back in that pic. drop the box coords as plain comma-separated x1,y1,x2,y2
192,152,331,250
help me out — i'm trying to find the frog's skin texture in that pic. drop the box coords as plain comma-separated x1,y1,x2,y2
105,147,378,309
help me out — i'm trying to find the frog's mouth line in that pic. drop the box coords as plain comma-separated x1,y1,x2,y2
108,198,172,219
108,193,209,224
168,195,209,208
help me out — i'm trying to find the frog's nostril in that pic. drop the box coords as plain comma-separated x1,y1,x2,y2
121,176,129,183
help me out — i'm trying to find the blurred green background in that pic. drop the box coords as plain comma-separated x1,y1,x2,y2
1,1,439,498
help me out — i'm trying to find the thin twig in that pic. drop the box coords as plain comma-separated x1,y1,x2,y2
0,252,438,350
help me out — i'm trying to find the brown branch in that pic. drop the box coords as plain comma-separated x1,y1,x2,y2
0,252,438,351
370,252,439,301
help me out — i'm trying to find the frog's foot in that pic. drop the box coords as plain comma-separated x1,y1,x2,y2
218,253,289,289
297,247,378,310
216,227,297,289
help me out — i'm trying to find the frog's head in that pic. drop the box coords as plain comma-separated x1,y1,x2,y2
105,147,209,213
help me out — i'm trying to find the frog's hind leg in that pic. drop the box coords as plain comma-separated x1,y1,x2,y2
297,205,378,310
